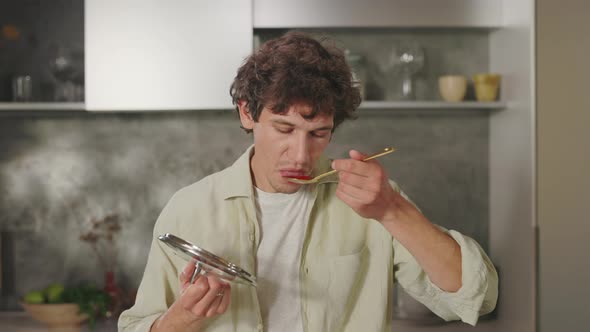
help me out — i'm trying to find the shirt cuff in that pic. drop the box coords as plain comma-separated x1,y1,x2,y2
118,312,162,332
422,230,494,326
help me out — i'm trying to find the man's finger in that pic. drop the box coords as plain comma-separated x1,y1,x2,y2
349,149,367,160
181,276,210,311
338,171,377,191
217,284,231,314
335,185,365,210
206,293,224,317
337,181,374,202
180,259,197,285
332,158,376,177
190,275,224,316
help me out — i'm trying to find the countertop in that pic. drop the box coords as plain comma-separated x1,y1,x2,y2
0,312,118,331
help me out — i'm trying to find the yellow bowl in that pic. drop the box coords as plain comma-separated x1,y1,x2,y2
472,73,501,84
472,73,501,101
21,302,89,329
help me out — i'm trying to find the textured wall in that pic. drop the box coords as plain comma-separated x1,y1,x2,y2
0,2,491,316
0,109,489,311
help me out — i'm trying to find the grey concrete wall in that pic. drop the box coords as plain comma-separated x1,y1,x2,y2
0,109,489,311
0,3,492,321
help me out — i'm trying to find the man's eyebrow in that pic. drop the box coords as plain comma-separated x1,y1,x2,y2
271,119,333,131
271,119,295,126
313,126,333,131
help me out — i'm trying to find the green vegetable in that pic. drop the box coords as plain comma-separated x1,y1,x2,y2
23,290,45,304
24,283,111,331
44,283,65,303
63,282,111,330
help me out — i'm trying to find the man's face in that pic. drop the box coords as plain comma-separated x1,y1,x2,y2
239,103,334,193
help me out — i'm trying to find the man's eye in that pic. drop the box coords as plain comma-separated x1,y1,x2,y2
276,127,292,134
311,131,329,138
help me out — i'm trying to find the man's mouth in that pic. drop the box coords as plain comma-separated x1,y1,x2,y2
279,170,311,180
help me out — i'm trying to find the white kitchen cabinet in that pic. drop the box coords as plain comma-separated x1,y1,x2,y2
85,0,252,111
254,0,502,28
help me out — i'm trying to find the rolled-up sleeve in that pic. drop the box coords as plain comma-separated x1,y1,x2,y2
118,194,182,332
393,229,498,326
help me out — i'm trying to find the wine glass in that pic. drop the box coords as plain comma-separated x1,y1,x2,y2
47,42,84,101
380,42,425,100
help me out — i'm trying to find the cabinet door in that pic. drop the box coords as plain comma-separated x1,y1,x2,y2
85,0,252,111
254,0,501,28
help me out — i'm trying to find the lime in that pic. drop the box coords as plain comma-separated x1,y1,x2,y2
24,290,45,304
44,283,65,303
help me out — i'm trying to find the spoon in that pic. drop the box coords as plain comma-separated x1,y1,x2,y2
287,147,396,184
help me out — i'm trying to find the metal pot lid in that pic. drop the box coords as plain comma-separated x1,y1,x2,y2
158,233,257,287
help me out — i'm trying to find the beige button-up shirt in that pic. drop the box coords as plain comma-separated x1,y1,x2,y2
118,146,498,332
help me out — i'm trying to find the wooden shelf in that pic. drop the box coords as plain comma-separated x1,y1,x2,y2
359,101,506,110
0,102,85,111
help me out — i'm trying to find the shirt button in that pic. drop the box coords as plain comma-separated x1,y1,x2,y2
257,323,263,331
249,232,255,241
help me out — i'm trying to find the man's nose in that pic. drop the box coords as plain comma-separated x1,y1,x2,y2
292,135,311,167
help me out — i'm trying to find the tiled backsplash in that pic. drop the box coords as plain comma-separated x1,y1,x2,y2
0,109,489,309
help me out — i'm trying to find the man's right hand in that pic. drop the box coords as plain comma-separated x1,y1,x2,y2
150,261,232,332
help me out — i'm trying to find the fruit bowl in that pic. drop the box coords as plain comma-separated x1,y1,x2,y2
20,302,89,329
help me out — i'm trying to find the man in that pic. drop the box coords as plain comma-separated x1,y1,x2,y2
119,32,498,332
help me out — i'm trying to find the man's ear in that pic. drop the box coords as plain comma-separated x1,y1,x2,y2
237,100,255,130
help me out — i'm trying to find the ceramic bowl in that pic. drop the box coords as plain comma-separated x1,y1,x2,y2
21,302,89,330
473,73,501,101
438,75,467,102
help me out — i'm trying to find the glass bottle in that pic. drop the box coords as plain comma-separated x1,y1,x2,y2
345,49,368,100
104,270,124,318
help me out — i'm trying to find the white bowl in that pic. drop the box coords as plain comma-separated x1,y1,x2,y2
438,75,467,102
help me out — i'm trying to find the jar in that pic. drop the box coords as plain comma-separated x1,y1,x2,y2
473,73,501,102
345,50,368,100
12,75,33,102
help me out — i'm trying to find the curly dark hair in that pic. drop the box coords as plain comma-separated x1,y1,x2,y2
230,31,361,133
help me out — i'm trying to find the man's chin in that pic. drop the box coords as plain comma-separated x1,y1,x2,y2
280,187,301,194
274,178,302,194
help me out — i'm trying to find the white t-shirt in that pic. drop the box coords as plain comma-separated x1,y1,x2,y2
253,186,313,332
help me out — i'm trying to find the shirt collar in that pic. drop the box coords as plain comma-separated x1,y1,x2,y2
220,145,338,200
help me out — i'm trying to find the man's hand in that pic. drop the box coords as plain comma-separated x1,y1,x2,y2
151,261,231,332
331,149,402,223
333,149,462,292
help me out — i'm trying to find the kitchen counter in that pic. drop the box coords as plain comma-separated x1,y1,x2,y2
0,312,118,331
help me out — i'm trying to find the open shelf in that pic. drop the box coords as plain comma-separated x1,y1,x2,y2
0,101,507,113
0,102,85,111
359,101,506,110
